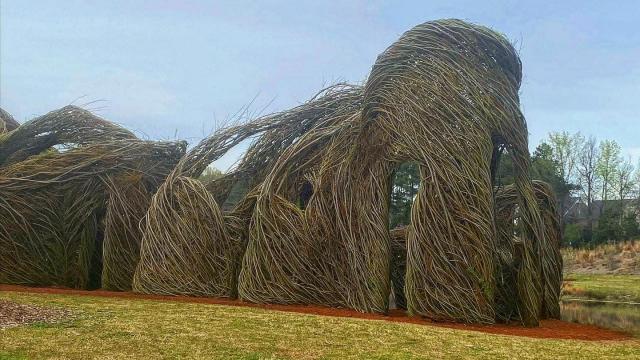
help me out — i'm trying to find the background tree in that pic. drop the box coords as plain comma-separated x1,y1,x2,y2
635,161,640,202
199,166,224,184
613,159,635,201
597,140,622,212
548,131,582,184
389,162,420,228
495,143,575,217
576,136,600,244
495,149,514,186
531,141,578,222
594,207,624,242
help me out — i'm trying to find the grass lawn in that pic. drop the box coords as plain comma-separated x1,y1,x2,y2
563,274,640,303
0,291,638,359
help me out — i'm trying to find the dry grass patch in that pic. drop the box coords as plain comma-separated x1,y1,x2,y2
563,241,640,275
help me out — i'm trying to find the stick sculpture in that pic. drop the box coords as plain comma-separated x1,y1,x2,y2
0,19,562,326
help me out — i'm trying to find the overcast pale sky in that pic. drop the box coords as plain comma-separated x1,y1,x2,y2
1,0,638,170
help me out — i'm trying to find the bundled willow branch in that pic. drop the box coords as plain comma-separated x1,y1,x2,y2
0,107,19,134
101,173,152,291
0,106,184,289
390,226,408,310
0,106,136,166
238,97,365,308
494,180,563,322
533,181,563,319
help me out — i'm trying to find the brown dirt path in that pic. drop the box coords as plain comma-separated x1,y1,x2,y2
0,284,632,341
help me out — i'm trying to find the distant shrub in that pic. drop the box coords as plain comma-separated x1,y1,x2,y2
564,223,583,247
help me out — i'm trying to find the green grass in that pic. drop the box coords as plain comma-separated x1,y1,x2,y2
564,274,640,303
0,291,638,360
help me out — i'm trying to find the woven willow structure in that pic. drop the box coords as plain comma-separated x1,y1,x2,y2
1,19,562,326
133,19,562,326
0,106,185,289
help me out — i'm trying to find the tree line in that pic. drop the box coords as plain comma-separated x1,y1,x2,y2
517,132,640,247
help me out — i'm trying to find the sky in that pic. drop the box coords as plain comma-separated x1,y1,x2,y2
1,0,639,170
